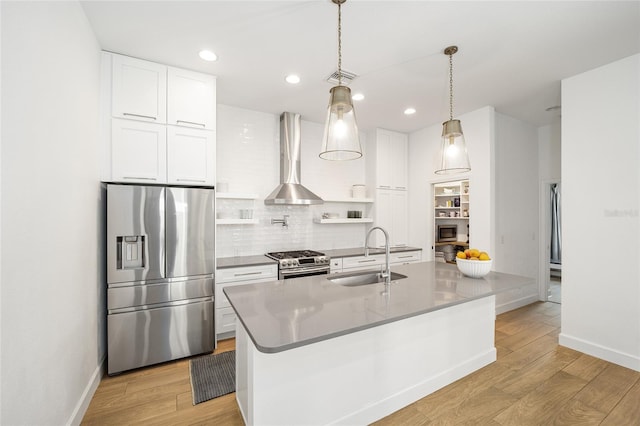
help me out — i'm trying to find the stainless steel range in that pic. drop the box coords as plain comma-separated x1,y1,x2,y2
266,250,330,279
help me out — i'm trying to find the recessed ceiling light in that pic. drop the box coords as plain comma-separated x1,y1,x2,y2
404,108,416,115
352,93,365,101
285,74,300,84
199,50,217,62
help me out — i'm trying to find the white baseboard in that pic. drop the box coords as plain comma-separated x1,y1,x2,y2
495,294,539,315
66,355,105,426
559,333,640,372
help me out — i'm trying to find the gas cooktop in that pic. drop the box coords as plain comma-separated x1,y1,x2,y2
266,250,325,260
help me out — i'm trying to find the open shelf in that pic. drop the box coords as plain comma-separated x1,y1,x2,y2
313,218,374,224
216,219,259,225
216,192,258,200
321,197,374,203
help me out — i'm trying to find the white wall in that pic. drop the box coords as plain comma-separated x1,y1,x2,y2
408,106,496,259
538,119,561,182
560,54,640,371
494,112,539,279
1,2,103,424
215,105,369,257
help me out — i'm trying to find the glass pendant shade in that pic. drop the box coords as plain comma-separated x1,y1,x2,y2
319,85,362,160
435,119,471,174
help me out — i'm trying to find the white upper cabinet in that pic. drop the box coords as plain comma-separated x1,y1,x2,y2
111,119,167,183
167,67,216,130
112,54,167,123
373,129,408,190
167,126,215,185
102,52,216,186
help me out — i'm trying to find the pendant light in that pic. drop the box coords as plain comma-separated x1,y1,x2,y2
435,46,471,174
319,0,362,161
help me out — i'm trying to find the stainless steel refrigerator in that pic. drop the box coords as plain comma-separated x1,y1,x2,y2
106,184,215,375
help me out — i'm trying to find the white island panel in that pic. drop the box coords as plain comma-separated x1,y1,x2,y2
236,295,495,425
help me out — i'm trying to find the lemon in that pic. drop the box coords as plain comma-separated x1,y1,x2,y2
456,251,466,259
468,248,480,258
479,252,491,261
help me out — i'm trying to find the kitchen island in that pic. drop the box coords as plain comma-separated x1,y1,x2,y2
224,261,535,425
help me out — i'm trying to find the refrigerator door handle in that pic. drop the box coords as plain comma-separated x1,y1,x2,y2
108,296,213,315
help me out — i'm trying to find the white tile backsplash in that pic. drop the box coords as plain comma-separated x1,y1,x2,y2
216,105,369,257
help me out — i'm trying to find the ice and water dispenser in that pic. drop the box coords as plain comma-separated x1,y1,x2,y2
116,235,145,270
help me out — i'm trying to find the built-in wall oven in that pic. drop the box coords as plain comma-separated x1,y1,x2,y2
265,250,330,280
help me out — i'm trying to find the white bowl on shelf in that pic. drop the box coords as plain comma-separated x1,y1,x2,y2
456,258,492,278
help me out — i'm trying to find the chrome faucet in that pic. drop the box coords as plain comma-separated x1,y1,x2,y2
365,226,391,286
271,214,289,228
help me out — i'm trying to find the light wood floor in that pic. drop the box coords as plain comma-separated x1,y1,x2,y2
82,302,640,425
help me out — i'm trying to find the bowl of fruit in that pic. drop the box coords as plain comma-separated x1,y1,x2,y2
456,248,492,278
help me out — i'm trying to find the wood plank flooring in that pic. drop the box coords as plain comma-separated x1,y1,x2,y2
82,302,640,425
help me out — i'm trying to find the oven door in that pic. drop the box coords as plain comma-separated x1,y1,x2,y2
280,265,330,280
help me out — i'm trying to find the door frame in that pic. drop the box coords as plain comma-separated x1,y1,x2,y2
538,179,561,301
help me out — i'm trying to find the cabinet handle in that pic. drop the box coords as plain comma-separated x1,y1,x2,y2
397,255,413,259
177,120,206,127
378,185,391,189
357,259,377,263
123,176,156,181
395,186,406,190
234,271,263,277
176,178,206,183
123,113,157,120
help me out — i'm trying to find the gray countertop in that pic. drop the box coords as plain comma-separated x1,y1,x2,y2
216,246,422,269
224,261,535,354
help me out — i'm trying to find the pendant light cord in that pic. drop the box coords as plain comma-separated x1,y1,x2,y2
449,51,454,121
337,2,342,86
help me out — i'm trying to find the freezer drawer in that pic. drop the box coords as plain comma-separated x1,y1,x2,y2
107,277,213,311
107,299,214,375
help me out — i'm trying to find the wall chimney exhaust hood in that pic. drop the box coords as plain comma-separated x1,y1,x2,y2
264,112,323,205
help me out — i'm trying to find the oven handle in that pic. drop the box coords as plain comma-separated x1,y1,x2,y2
280,265,330,277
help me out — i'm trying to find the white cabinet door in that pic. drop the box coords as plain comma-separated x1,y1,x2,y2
391,190,408,246
391,250,422,265
374,188,408,247
167,67,216,130
112,54,166,123
215,264,277,338
390,132,408,190
375,129,408,190
167,126,215,186
374,189,393,247
342,254,385,272
111,119,167,183
375,130,393,189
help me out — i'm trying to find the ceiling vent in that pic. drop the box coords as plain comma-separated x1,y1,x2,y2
326,69,357,85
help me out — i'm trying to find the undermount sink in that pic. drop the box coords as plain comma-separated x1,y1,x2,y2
327,271,407,287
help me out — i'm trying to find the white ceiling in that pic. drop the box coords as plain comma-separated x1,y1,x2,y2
80,1,640,134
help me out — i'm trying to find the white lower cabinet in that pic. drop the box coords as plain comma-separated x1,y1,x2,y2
342,254,386,273
331,250,422,273
391,250,422,265
330,258,343,274
215,264,277,339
